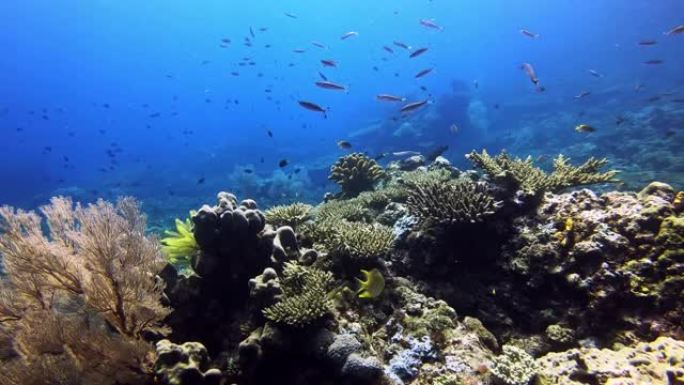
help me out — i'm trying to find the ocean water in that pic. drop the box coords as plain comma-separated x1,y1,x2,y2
1,0,683,226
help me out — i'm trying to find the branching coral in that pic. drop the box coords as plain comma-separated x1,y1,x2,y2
262,262,335,327
0,197,170,384
467,150,618,194
161,214,199,266
265,202,313,230
315,199,370,223
406,179,501,226
329,153,387,198
329,221,395,260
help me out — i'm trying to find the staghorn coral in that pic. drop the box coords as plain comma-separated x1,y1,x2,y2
329,153,387,198
406,179,501,226
315,198,370,223
264,202,313,230
262,262,335,327
0,197,170,385
467,150,618,195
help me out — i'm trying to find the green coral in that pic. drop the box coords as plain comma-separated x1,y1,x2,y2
316,220,394,260
406,179,500,226
161,214,199,266
262,262,335,327
315,199,370,222
490,345,538,385
329,153,387,198
467,150,618,194
265,202,313,230
404,300,457,339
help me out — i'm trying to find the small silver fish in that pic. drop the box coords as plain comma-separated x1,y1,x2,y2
341,31,359,40
419,19,443,31
664,25,684,36
520,29,540,38
400,100,430,113
391,151,421,157
409,47,429,58
376,94,406,102
415,68,433,78
315,80,347,91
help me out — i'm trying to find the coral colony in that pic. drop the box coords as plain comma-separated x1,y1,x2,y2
1,151,684,385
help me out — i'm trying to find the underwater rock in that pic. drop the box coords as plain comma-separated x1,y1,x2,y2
399,155,426,171
155,339,222,385
248,267,282,309
341,353,385,381
536,337,684,385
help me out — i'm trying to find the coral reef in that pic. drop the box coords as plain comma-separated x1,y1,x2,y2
329,153,388,198
536,337,684,385
264,202,313,230
0,197,169,385
262,262,335,327
467,150,618,196
155,339,222,385
490,345,538,385
406,179,501,226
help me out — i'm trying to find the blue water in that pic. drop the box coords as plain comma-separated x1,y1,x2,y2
1,0,683,225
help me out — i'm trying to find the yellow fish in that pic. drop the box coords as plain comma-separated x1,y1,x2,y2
356,269,385,299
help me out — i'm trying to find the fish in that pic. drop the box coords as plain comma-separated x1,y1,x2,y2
449,123,459,134
292,48,306,53
267,130,273,138
337,140,352,149
298,100,328,118
519,29,540,39
376,94,406,102
294,168,301,174
521,63,544,91
643,59,663,65
400,100,430,113
315,80,347,91
259,27,268,32
320,59,337,67
638,39,657,45
311,41,326,48
318,72,328,80
575,124,596,133
588,69,604,78
426,145,448,161
356,269,385,299
419,19,444,31
340,31,359,40
284,12,297,19
279,159,289,167
383,46,394,53
197,177,205,184
574,91,592,99
393,41,411,50
615,115,626,125
409,47,429,58
415,68,433,78
391,151,421,157
473,80,479,89
249,27,255,38
664,25,684,36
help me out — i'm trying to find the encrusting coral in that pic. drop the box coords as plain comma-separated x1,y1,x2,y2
490,345,538,385
264,202,313,230
0,197,170,385
329,152,388,198
467,150,618,195
406,179,501,226
262,262,335,327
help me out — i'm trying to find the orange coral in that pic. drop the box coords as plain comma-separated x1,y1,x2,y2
0,197,170,385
